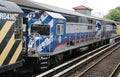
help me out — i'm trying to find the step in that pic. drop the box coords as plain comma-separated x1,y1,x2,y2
40,67,48,69
41,57,49,60
41,62,48,64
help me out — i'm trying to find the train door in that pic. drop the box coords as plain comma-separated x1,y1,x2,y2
103,26,106,37
22,18,28,55
112,23,117,35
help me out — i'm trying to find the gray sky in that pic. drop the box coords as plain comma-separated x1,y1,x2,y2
32,0,120,17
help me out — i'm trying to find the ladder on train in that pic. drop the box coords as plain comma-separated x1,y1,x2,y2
40,55,50,70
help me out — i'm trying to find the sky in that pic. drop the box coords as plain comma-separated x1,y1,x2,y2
32,0,120,17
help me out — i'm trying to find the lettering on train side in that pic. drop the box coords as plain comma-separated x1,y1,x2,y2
0,13,15,20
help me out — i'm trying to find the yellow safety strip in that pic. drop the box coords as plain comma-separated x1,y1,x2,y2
0,34,15,66
9,42,22,65
0,21,14,44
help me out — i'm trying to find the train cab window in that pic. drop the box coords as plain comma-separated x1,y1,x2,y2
31,24,50,35
56,24,64,35
14,17,22,39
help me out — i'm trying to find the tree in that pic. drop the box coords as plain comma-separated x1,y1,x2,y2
103,6,120,22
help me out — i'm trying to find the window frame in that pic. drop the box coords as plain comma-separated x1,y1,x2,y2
56,24,64,35
31,24,50,36
14,16,22,40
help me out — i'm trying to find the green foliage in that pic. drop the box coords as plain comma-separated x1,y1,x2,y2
103,6,120,22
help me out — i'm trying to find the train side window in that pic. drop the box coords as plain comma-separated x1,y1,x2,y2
56,24,64,35
88,26,92,29
14,17,22,39
88,18,93,24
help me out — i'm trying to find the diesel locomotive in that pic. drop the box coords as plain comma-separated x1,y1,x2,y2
0,0,23,73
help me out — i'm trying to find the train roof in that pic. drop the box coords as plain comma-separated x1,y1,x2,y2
0,0,23,13
7,0,117,23
6,0,90,17
46,11,65,19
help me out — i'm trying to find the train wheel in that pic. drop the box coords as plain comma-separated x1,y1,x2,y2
55,53,64,65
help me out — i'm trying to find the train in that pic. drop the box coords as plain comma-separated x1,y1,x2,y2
22,11,118,71
0,0,120,74
0,0,23,73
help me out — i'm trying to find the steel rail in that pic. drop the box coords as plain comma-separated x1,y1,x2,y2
77,41,120,77
52,41,120,77
36,44,110,77
110,62,120,77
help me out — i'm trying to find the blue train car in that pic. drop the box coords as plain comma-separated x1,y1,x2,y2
23,11,117,54
24,11,66,55
22,11,117,71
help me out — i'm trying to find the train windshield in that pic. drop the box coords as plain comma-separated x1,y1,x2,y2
31,24,50,35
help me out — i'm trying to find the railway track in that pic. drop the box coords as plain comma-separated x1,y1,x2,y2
110,63,120,77
36,41,120,77
76,42,120,77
